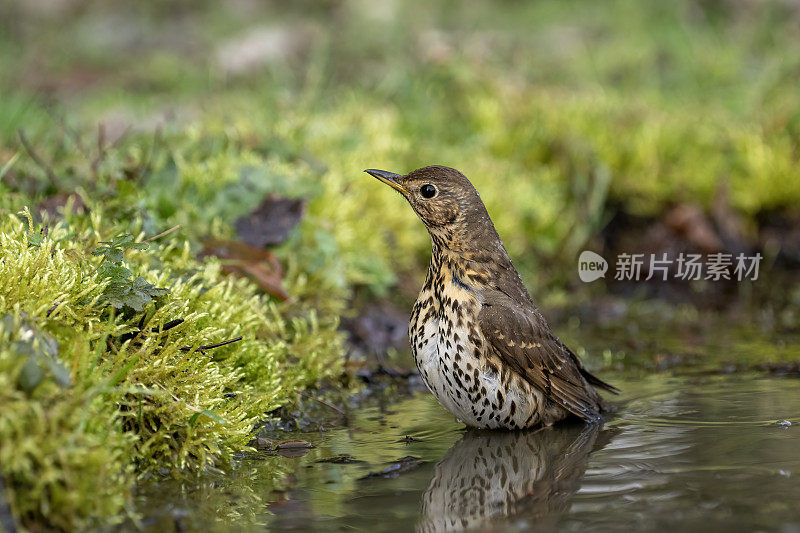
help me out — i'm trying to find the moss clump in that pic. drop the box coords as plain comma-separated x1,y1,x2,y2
0,315,134,530
0,212,345,529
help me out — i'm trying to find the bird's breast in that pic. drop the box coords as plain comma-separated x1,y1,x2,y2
410,268,559,429
410,275,492,421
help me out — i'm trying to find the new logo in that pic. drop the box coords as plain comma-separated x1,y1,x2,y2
578,251,608,282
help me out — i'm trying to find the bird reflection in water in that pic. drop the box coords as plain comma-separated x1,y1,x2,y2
417,423,611,532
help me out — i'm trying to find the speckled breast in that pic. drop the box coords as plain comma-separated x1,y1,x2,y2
409,272,555,430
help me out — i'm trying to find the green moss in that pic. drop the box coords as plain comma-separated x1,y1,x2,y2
0,211,345,529
0,316,134,530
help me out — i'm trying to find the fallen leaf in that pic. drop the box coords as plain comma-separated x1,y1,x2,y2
235,194,305,248
200,239,289,300
236,262,290,301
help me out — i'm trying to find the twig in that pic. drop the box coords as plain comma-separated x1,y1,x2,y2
297,389,346,415
153,318,184,332
145,224,181,243
119,318,185,344
17,130,57,184
46,301,62,317
197,336,243,350
179,336,244,354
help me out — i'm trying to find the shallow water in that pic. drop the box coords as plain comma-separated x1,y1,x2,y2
135,373,800,532
250,375,799,532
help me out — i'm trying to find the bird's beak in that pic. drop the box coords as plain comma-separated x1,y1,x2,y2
365,169,409,194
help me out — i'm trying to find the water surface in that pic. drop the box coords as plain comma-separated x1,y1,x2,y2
142,374,800,532
193,374,800,532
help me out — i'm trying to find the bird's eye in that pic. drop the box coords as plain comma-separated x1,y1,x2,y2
420,184,437,198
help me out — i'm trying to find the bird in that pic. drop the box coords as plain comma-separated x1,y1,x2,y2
365,165,617,430
416,424,607,532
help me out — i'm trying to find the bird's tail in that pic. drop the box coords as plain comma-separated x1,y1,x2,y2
581,369,620,395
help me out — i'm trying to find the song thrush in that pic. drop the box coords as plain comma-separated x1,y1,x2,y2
366,165,617,429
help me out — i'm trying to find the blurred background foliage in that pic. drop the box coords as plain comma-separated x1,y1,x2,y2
2,0,800,294
1,0,800,529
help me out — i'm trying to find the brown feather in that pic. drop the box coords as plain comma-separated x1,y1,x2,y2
478,289,611,421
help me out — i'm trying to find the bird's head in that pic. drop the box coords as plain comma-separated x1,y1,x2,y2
365,165,497,251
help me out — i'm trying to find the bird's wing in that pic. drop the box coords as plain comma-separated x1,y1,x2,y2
478,290,617,421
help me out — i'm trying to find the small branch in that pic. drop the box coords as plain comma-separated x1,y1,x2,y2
153,318,184,332
145,224,181,243
46,301,62,317
179,336,244,354
18,130,57,184
198,336,243,350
